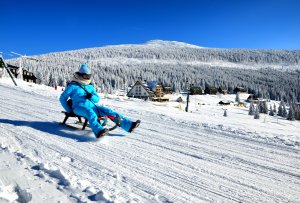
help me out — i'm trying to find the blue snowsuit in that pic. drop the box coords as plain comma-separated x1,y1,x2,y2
60,82,133,135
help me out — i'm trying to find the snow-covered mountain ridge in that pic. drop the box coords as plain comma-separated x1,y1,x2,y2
10,40,300,68
108,40,204,49
141,40,204,48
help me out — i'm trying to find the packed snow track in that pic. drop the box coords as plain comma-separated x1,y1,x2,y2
0,83,299,203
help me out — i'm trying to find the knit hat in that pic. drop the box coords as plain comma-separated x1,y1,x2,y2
79,64,91,75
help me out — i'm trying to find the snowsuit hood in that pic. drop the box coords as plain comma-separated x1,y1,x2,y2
72,72,91,85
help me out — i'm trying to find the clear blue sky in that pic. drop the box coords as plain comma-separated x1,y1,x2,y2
1,0,300,58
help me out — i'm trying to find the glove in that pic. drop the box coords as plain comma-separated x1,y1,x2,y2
86,92,92,99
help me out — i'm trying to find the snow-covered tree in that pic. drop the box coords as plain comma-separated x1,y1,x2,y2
294,104,300,120
235,93,240,103
278,101,284,117
248,102,255,115
287,106,295,121
223,109,227,117
273,104,277,114
282,103,288,118
254,105,260,119
269,105,275,116
258,101,268,114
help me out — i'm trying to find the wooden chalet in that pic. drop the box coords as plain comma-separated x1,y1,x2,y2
6,64,19,78
154,85,164,98
127,81,154,99
22,69,39,83
4,63,39,84
152,85,169,102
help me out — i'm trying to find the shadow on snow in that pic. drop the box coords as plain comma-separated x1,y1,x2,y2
0,118,98,142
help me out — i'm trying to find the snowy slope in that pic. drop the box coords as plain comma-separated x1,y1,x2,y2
7,40,300,72
0,78,300,203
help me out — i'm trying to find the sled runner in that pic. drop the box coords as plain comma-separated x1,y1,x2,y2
61,111,120,131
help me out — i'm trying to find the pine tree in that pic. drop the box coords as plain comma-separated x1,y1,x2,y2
263,101,268,114
287,106,295,121
223,109,227,117
257,101,268,114
294,104,300,120
278,102,283,116
249,102,255,115
282,103,287,118
258,101,264,113
269,105,275,116
273,103,277,114
254,105,260,119
235,93,240,103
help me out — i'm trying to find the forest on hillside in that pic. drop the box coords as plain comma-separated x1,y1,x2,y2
7,41,300,102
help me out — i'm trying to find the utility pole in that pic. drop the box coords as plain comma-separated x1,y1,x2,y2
0,55,18,86
185,80,190,112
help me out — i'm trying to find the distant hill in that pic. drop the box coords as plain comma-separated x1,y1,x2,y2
7,40,300,102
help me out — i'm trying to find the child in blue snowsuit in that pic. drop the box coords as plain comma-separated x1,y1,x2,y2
60,64,140,138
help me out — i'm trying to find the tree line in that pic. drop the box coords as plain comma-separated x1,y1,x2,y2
249,100,300,121
6,40,300,103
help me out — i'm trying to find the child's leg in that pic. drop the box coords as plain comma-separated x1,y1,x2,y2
95,105,133,132
74,107,104,135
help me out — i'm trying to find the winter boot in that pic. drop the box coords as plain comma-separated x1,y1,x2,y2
96,128,109,139
128,120,141,133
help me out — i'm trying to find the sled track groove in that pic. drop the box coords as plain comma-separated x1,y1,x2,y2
1,85,300,203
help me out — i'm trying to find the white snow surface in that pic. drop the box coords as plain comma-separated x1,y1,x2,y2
0,77,300,203
101,40,204,49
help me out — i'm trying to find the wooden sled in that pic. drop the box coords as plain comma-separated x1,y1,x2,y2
61,111,120,131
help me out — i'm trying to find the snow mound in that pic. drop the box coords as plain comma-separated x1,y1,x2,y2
31,163,71,186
